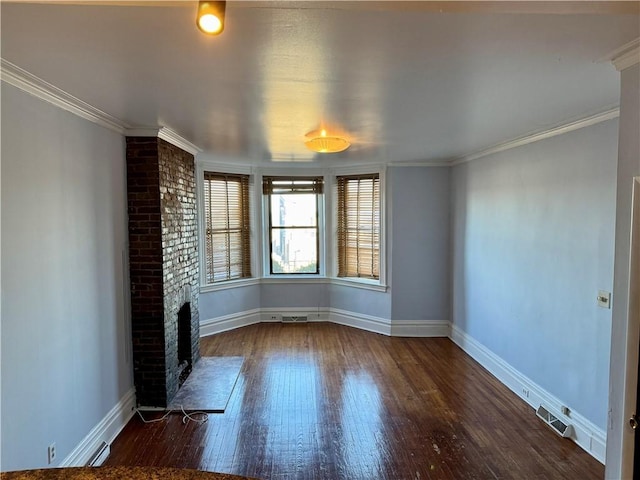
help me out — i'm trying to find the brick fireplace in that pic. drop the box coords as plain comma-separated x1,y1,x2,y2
126,136,200,407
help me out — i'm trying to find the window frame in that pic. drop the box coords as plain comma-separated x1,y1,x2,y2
336,172,381,280
329,165,386,290
197,162,259,292
261,172,326,278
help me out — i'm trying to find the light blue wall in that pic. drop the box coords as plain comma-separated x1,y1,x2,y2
199,281,391,321
329,284,391,318
199,283,331,321
260,283,329,310
390,167,450,320
1,84,133,470
451,119,619,429
199,284,261,320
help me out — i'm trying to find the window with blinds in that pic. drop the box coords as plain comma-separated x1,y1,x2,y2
203,172,251,283
336,173,380,280
263,176,323,275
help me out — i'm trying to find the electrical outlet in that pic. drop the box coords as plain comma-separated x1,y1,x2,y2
522,388,530,398
597,290,611,309
48,443,56,464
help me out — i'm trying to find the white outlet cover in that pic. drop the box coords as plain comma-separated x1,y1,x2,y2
597,290,611,309
48,442,56,464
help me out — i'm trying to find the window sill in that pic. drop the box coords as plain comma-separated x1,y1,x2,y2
199,276,388,293
200,277,261,293
261,276,330,285
330,278,388,292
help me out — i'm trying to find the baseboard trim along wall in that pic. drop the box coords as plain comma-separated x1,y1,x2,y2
449,324,607,464
391,319,451,337
200,309,262,337
330,308,393,336
261,307,330,323
60,388,136,467
200,308,447,339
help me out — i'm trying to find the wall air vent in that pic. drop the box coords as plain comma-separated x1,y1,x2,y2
282,315,308,323
536,405,573,438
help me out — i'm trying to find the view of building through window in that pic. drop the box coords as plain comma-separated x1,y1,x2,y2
270,193,318,273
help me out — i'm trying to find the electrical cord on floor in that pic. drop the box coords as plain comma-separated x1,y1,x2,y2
135,406,209,425
179,405,209,425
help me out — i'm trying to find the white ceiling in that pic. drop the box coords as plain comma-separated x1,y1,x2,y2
1,1,638,164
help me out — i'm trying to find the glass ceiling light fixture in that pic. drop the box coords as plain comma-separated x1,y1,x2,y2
196,1,226,35
305,128,351,154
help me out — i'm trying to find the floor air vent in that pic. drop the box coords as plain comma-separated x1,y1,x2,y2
536,405,572,438
282,315,308,323
87,441,110,466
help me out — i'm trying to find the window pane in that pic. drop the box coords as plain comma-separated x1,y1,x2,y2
266,176,321,275
270,194,317,227
270,228,318,274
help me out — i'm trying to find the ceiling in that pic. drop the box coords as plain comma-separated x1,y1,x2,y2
1,1,638,164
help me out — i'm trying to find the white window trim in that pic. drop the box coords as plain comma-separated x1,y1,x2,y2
330,277,388,292
200,277,261,293
259,168,326,278
261,276,330,285
196,160,259,290
327,164,387,288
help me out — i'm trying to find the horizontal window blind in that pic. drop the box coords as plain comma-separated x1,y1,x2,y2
336,173,380,280
263,176,324,195
203,172,251,283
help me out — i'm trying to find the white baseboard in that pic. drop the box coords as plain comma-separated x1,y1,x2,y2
201,308,449,338
449,324,606,464
329,308,392,336
261,307,329,323
391,319,450,337
199,309,261,337
60,388,136,467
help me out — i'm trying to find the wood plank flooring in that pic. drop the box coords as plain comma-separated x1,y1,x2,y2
105,323,605,479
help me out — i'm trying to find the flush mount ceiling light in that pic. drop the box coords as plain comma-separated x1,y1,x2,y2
305,129,351,154
196,1,226,35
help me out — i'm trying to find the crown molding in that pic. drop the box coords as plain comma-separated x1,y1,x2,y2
390,160,451,168
123,128,162,137
158,127,201,155
450,107,620,166
604,38,640,72
0,58,128,134
0,58,202,154
125,127,201,155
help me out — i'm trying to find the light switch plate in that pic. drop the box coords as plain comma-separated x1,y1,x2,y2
598,290,611,309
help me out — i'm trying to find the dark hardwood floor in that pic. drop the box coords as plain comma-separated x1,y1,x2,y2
106,323,604,479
